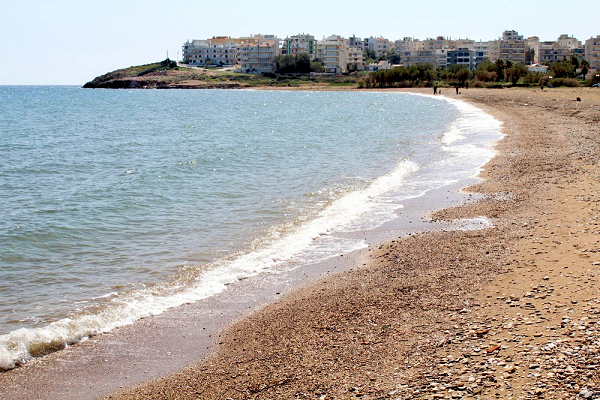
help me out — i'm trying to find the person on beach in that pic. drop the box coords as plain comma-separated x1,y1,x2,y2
455,86,460,95
434,86,438,95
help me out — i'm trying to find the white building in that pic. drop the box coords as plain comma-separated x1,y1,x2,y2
585,35,600,69
182,39,238,66
557,34,582,51
497,30,526,63
238,34,281,74
282,34,317,59
402,49,447,68
316,35,352,74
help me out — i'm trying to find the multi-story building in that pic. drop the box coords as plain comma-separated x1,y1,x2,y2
182,38,238,66
585,35,600,69
375,38,391,56
363,37,377,54
316,35,351,74
423,36,453,51
474,41,492,62
447,48,478,70
557,34,582,51
497,30,526,63
538,42,573,64
282,34,317,59
347,45,364,69
348,35,363,49
402,49,447,68
394,37,416,54
453,39,475,50
238,34,281,74
527,34,582,64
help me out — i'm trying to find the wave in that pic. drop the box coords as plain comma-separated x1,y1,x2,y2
0,159,419,370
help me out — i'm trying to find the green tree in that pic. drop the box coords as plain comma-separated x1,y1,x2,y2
454,67,473,85
475,61,497,82
494,59,506,81
580,59,589,80
525,48,535,64
506,63,528,85
363,48,377,62
274,53,313,74
382,50,401,64
570,55,580,70
551,59,576,78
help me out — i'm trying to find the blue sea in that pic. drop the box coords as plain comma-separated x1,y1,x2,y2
0,86,501,369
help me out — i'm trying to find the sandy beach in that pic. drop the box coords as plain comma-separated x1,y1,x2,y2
107,87,600,400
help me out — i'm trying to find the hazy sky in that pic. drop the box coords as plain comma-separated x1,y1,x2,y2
1,0,599,85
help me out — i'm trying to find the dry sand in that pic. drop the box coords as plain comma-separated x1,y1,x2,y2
107,87,600,400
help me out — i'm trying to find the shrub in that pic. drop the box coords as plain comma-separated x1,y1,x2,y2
548,78,579,87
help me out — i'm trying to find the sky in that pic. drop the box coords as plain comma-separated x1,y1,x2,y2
1,0,599,85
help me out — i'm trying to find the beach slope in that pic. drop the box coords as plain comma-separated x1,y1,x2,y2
109,87,600,399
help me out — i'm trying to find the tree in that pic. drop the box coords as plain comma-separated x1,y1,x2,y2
525,48,535,64
506,63,528,85
494,59,506,81
551,59,576,78
580,59,589,80
274,53,313,74
384,51,401,64
570,55,580,70
475,61,498,82
363,48,377,62
454,67,473,85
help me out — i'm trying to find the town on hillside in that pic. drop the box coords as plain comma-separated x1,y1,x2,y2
181,31,600,84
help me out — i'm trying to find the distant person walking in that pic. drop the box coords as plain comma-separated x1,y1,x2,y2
434,86,438,95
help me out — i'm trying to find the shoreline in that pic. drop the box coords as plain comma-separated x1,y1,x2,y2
110,87,600,399
2,87,599,399
0,90,497,399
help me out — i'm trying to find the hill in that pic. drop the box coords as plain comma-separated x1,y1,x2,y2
83,59,272,89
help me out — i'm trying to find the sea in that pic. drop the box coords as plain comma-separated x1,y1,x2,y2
0,86,502,370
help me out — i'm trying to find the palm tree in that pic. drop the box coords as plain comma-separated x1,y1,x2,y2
580,59,590,80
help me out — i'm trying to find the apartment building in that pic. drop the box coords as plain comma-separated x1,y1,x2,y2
497,30,526,63
394,37,416,53
446,48,479,70
375,38,391,56
238,34,281,74
282,34,317,59
585,35,600,69
348,35,363,48
402,50,447,68
557,34,582,50
473,41,491,61
182,38,238,66
316,35,351,74
422,36,453,51
453,39,475,50
527,35,581,64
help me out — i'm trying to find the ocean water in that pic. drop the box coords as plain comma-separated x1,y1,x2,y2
0,86,501,369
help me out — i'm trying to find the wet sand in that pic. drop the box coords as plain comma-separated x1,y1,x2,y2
109,87,600,399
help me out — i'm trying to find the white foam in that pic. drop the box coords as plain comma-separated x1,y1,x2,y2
0,159,419,370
